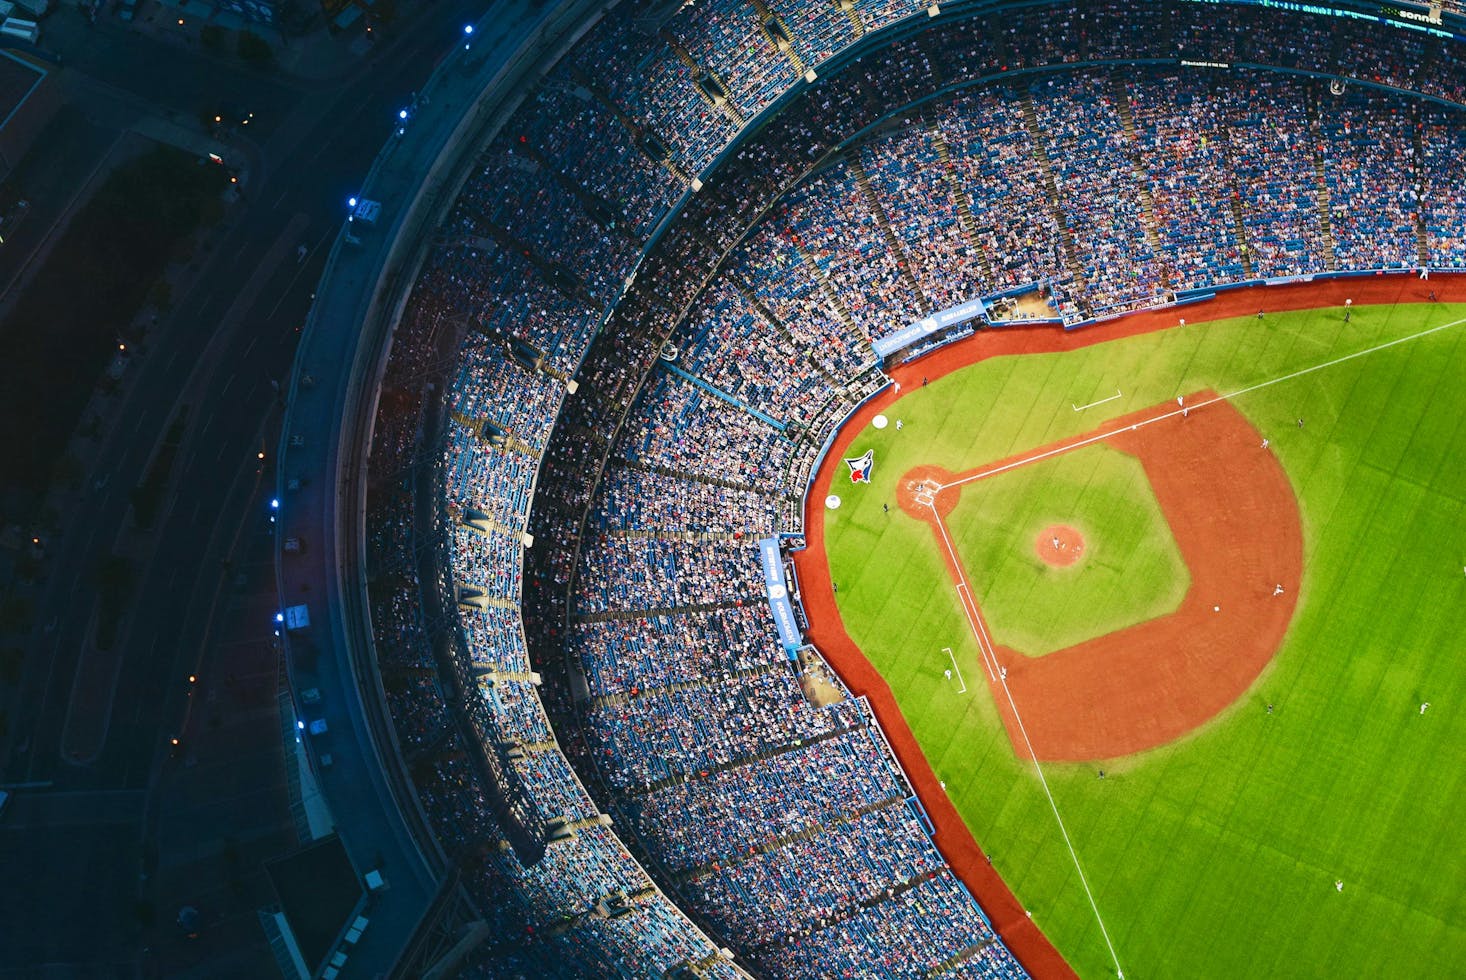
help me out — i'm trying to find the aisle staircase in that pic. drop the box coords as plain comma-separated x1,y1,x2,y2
1306,99,1339,272
928,120,997,284
795,242,864,341
1411,104,1432,267
662,32,746,127
750,0,810,79
847,151,928,305
1110,74,1165,263
1019,92,1087,289
1215,131,1256,279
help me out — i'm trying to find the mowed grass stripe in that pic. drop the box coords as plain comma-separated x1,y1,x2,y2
826,304,1466,978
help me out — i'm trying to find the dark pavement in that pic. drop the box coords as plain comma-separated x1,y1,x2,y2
0,0,510,972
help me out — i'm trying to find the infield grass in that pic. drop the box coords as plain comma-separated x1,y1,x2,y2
945,443,1188,656
825,303,1466,979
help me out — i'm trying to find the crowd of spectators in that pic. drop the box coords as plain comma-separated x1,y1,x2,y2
1033,72,1164,315
687,802,948,942
669,0,799,118
622,721,908,872
348,1,1466,976
571,604,785,697
860,122,986,312
672,278,836,426
938,89,1071,306
1210,75,1328,278
769,869,1024,979
572,535,764,616
1419,108,1466,266
1125,70,1247,290
1318,93,1421,270
777,163,926,339
617,372,795,486
589,462,783,537
725,230,876,378
516,86,683,239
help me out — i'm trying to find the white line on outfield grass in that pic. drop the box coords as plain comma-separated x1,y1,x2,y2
943,646,968,693
927,499,1128,979
939,314,1466,492
1072,388,1123,412
930,502,999,682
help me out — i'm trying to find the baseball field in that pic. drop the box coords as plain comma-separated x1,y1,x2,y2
806,288,1466,978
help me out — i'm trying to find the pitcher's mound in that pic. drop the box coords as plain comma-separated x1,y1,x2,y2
1036,524,1085,567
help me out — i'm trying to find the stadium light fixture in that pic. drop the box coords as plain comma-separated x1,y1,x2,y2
399,108,409,120
271,498,280,509
463,23,473,34
275,612,284,623
348,196,358,208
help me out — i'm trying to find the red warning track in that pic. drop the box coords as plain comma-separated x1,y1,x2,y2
792,274,1462,979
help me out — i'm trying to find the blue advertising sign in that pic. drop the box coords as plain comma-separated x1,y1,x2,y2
758,537,803,652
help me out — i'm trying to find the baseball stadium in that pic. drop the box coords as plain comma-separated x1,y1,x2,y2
274,0,1466,977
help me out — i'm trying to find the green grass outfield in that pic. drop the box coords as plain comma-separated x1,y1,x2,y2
825,303,1466,979
945,443,1188,656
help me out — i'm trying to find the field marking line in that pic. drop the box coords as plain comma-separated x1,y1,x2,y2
929,501,999,681
930,504,1127,979
941,314,1466,493
1072,388,1122,412
942,646,968,693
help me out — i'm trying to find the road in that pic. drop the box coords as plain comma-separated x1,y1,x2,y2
0,1,532,972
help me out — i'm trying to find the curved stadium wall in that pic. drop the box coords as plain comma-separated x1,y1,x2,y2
361,1,1466,976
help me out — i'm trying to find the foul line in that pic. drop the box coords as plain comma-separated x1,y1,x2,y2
928,500,1127,979
941,314,1466,492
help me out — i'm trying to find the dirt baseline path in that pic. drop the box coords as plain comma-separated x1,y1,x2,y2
905,393,1303,761
793,274,1464,979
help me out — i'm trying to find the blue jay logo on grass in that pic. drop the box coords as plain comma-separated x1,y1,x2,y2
844,449,874,484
